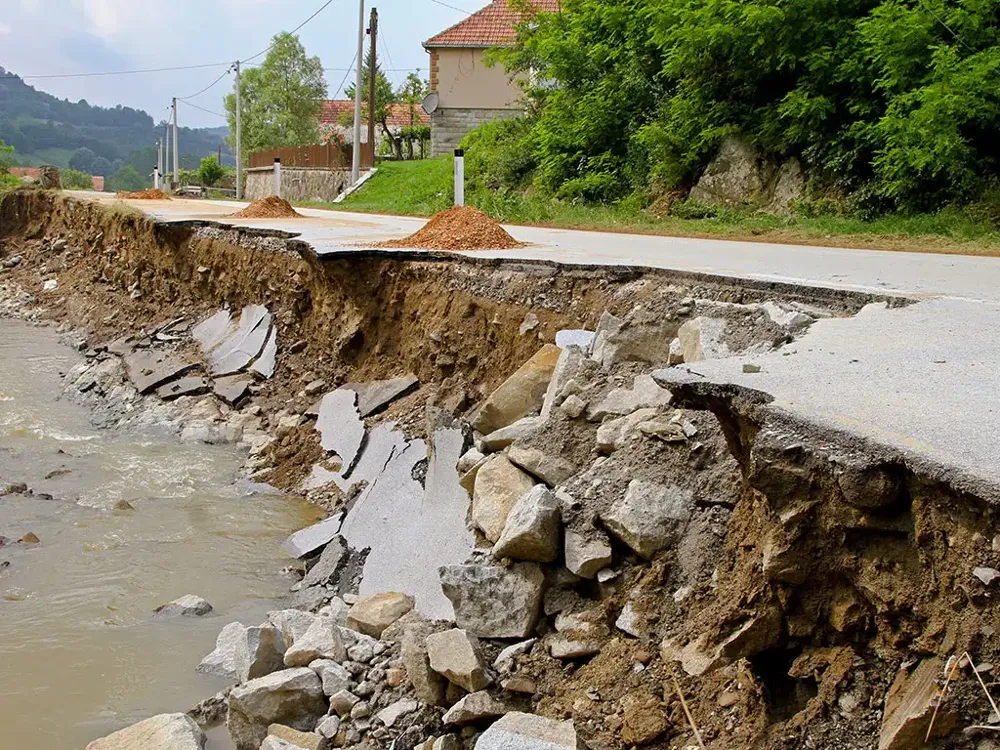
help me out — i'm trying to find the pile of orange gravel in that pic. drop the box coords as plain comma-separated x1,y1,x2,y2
231,196,303,219
374,206,524,251
116,189,171,200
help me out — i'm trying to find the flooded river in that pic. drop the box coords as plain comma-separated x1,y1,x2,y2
0,320,321,749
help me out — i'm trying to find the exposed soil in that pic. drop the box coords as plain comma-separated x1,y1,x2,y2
116,189,172,200
232,196,302,219
374,206,526,251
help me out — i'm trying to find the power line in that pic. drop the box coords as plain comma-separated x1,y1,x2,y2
913,0,976,51
242,0,339,63
331,53,359,98
178,67,232,101
179,99,228,120
429,0,473,15
20,62,230,80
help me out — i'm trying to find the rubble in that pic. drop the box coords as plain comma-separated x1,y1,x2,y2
472,455,538,543
426,628,492,692
492,485,561,562
472,344,561,434
84,713,205,750
601,480,693,558
440,563,545,638
346,592,414,638
476,712,580,750
227,668,327,750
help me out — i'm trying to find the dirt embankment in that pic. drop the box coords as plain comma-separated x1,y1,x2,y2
5,189,992,750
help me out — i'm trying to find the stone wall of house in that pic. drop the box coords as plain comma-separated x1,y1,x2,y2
430,108,521,157
245,166,352,204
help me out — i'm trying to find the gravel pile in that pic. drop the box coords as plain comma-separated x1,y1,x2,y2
116,189,171,200
375,206,524,251
232,196,303,219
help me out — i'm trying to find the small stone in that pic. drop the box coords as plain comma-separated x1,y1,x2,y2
18,532,40,544
492,485,561,563
266,724,327,750
304,380,327,397
377,698,419,728
386,667,406,687
502,676,537,694
310,659,353,696
346,592,414,638
493,639,537,671
329,689,361,717
316,715,341,739
426,628,492,692
742,364,762,374
113,499,135,511
559,394,586,419
153,594,213,617
564,528,613,579
350,701,371,719
442,690,509,725
507,444,577,488
974,567,1000,586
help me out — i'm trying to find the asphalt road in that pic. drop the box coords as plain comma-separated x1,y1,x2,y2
79,193,1000,494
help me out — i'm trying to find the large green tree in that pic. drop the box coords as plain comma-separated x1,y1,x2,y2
343,53,399,156
225,32,327,157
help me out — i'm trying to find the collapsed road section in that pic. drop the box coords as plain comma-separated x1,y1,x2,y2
2,188,997,750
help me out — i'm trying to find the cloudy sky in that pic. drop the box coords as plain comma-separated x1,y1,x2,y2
1,0,472,128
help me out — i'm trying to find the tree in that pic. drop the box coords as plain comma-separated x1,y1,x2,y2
344,53,399,157
197,155,225,186
69,147,96,173
61,169,94,190
397,72,430,159
225,32,327,157
91,156,112,177
0,137,13,173
109,164,146,192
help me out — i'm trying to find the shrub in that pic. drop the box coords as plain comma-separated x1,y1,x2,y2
61,169,94,190
462,116,538,192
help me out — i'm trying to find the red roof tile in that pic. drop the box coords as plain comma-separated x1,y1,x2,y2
424,0,559,49
9,167,41,179
319,100,429,129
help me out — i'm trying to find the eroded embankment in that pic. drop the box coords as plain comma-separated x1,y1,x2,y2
2,189,995,750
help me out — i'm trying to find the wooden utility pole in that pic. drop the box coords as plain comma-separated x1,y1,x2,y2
351,0,365,184
367,7,378,166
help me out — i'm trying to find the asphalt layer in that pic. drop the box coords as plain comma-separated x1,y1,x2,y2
75,193,1000,493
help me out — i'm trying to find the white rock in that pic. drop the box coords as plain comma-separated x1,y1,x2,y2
196,622,285,683
426,628,492,692
267,609,318,649
153,594,213,617
440,562,545,639
564,528,613,579
283,616,346,666
507,445,577,487
84,713,205,750
377,698,419,728
442,691,508,725
601,480,693,559
475,711,580,750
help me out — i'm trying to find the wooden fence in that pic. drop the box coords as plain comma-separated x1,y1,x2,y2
248,143,374,170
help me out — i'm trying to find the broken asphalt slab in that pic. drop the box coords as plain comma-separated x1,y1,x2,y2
316,389,366,474
125,352,199,395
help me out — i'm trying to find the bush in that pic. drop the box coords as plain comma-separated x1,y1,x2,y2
61,169,94,190
197,156,225,187
462,117,537,192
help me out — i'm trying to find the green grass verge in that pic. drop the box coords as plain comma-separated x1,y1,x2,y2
305,157,1000,256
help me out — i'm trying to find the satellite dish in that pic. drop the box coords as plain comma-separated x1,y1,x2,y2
421,93,439,115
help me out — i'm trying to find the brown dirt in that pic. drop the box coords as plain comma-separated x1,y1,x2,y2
373,206,526,251
232,195,303,219
116,189,171,200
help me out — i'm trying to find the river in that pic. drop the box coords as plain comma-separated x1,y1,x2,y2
0,319,321,749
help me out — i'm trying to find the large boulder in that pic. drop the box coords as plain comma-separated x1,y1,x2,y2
473,345,561,434
472,455,537,543
197,623,286,682
426,628,492,692
492,485,561,563
475,712,581,750
439,562,544,638
601,480,693,559
346,592,414,638
689,135,766,205
227,668,327,750
85,713,205,750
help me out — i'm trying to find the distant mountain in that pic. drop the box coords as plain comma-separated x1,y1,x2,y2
0,69,232,171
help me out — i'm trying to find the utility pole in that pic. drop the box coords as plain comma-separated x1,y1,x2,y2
367,7,378,163
172,97,179,187
157,139,163,176
218,143,222,167
351,0,365,185
164,121,170,182
235,61,243,200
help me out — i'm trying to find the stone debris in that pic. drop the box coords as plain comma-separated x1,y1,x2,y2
340,374,420,417
480,417,543,452
212,375,252,405
492,485,561,562
595,408,658,454
472,344,561,434
426,628,492,692
493,639,537,671
316,390,366,473
197,622,286,683
376,698,419,727
297,536,348,590
472,455,537,543
554,330,595,349
84,713,206,750
974,567,1000,586
310,658,353,696
879,659,954,750
564,528,613,579
156,376,209,401
227,668,327,750
476,712,580,750
441,690,509,725
265,724,326,750
587,374,672,421
153,594,213,617
601,480,693,558
676,316,730,363
440,562,545,638
507,445,577,488
268,609,318,649
283,615,347,666
346,592,414,638
281,514,344,559
125,352,198,395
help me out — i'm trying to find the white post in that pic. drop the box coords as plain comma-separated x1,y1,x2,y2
351,0,365,185
172,97,179,189
273,158,281,197
235,61,243,201
153,166,160,190
454,148,465,207
164,122,170,184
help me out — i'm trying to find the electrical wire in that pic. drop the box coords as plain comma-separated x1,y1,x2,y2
332,52,359,98
179,99,228,120
178,67,232,101
429,0,473,14
242,0,339,63
21,62,231,80
913,0,976,51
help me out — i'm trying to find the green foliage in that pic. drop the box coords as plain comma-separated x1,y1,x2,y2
462,117,536,191
226,33,327,156
108,164,146,193
0,137,14,173
197,156,225,186
61,169,94,190
486,0,1000,212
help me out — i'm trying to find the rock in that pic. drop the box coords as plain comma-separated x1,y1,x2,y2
329,688,361,717
18,531,40,544
492,485,561,562
349,701,370,719
316,391,365,473
213,375,253,406
227,668,327,750
266,724,327,750
689,135,765,205
315,716,341,740
589,310,675,367
677,317,729,363
473,345,561,434
502,676,537,694
507,445,577,488
39,165,61,189
879,659,955,750
304,380,327,397
113,499,135,511
493,639,537,671
0,481,29,496
43,278,58,291
284,615,346,666
442,690,509,725
426,628,492,692
767,157,805,213
85,713,206,750
548,611,609,659
541,346,587,420
376,698,419,728
587,375,671,421
661,608,782,676
153,594,213,617
401,618,449,706
202,305,272,376
475,712,580,750
310,659,353,696
298,536,348,589
281,514,344,559
481,417,543,453
157,377,209,401
125,352,199,395
742,363,761,374
197,623,286,682
559,395,586,419
555,330,595,350
973,567,1000,586
637,419,687,443
601,480,693,559
439,562,544,638
340,374,420,417
346,592,414,638
472,455,537,543
621,692,669,745
564,528,613,579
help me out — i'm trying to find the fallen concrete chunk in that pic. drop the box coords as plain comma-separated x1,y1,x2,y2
125,352,199,395
473,345,562,434
192,310,234,352
213,375,253,405
197,622,286,682
677,316,729,362
442,690,509,725
481,417,543,453
564,528,613,579
283,615,346,666
341,374,420,417
426,628,492,692
298,536,348,589
157,377,209,401
316,390,365,473
346,592,414,638
281,514,343,559
507,445,577,487
601,480,693,559
208,305,272,376
473,455,537,543
440,562,544,638
476,711,580,750
587,374,671,421
153,594,213,617
250,324,278,379
493,485,561,562
85,713,205,750
227,668,326,750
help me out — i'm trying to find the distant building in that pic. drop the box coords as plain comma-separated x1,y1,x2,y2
319,100,430,151
10,167,105,191
423,0,559,156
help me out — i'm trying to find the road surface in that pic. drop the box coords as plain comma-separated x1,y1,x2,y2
78,193,1000,496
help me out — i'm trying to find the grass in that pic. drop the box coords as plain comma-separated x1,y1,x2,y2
305,156,1000,257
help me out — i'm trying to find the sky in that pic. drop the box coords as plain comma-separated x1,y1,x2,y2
1,0,474,128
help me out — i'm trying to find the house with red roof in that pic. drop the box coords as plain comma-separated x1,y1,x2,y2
319,100,430,154
423,0,559,156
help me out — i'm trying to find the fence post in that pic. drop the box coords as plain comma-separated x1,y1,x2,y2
454,149,465,207
153,166,159,191
273,158,282,198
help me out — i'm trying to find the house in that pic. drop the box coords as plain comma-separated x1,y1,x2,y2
10,167,104,191
423,0,559,156
319,100,430,152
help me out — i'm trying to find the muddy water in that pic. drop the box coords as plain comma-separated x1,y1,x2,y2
0,320,321,749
